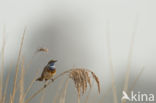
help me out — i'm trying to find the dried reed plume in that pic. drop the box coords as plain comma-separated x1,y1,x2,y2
25,68,100,103
69,69,100,96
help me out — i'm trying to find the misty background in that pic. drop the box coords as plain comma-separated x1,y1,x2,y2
0,0,156,103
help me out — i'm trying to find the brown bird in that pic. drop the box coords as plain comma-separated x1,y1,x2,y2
36,60,57,81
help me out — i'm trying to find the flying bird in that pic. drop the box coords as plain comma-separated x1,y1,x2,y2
36,59,57,81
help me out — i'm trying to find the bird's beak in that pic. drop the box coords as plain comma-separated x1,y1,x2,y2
54,60,58,62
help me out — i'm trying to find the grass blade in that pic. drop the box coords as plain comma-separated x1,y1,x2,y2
12,28,26,102
106,20,118,103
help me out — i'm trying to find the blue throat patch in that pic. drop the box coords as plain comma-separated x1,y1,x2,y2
49,62,55,66
48,62,55,70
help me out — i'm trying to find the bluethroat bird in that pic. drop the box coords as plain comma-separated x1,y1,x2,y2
36,59,57,81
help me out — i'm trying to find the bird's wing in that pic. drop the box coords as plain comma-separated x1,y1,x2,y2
41,65,49,77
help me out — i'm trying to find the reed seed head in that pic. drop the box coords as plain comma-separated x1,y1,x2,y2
69,68,100,97
36,48,48,53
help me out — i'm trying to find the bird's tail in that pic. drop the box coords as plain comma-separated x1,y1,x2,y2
36,77,43,81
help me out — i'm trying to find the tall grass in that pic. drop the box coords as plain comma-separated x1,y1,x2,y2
0,28,101,103
122,15,139,103
106,21,118,103
11,28,26,103
0,23,144,103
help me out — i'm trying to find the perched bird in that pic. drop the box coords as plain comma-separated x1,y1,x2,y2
36,59,57,81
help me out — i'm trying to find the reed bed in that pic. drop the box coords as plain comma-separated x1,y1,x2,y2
0,28,101,103
0,21,144,103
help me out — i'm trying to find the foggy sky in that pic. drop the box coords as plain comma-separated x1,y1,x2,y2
0,0,156,103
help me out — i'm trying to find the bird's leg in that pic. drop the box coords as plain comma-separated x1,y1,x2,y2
51,78,54,82
44,80,48,88
44,84,47,88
